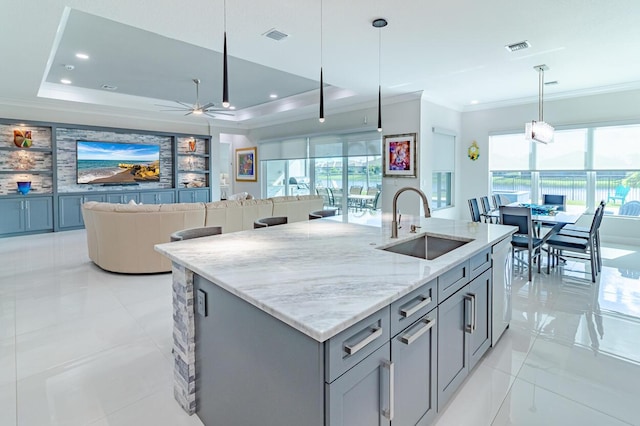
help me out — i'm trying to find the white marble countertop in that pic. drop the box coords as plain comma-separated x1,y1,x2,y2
155,215,515,342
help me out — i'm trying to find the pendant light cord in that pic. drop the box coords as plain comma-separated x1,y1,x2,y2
538,68,544,122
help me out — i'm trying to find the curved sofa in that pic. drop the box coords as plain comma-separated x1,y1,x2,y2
82,195,323,274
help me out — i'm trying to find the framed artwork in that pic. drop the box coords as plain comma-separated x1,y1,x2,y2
383,133,417,177
235,147,257,181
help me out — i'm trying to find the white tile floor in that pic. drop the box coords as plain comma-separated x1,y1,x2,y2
1,230,638,426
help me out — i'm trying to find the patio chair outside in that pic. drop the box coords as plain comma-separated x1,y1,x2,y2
607,185,630,205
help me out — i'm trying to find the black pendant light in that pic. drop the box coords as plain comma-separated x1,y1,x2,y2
372,18,387,132
222,0,230,108
319,0,325,123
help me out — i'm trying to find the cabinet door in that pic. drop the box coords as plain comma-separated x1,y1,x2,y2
0,199,24,234
468,269,492,370
59,195,84,228
156,191,175,204
106,193,139,204
24,198,53,231
193,189,209,203
139,192,159,204
437,284,470,411
326,342,391,426
177,190,195,203
392,311,437,426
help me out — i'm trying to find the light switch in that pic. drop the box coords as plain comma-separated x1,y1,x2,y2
197,289,208,317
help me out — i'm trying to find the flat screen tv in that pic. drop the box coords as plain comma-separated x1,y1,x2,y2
76,141,161,184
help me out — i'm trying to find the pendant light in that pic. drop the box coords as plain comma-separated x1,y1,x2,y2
372,18,387,132
222,0,230,108
319,0,325,123
525,64,554,143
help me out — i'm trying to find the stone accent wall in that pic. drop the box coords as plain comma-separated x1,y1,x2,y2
56,128,174,193
171,262,196,415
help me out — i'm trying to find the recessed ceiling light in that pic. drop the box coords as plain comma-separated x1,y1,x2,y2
60,79,72,84
75,53,89,59
470,100,479,105
269,94,278,99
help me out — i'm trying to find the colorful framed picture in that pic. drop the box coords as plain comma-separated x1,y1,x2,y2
235,147,257,182
383,133,417,177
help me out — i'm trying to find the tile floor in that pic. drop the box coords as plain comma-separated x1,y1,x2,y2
1,230,638,425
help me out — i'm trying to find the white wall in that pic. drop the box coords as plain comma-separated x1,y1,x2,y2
460,88,640,243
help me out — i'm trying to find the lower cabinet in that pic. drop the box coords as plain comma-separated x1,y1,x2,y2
178,188,210,203
0,197,53,236
58,194,106,229
391,310,438,426
437,268,492,411
106,192,139,204
326,342,392,426
139,190,175,204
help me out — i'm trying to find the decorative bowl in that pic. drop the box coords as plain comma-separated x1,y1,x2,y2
17,181,31,195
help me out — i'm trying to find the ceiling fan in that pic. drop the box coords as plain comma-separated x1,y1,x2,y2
157,78,233,118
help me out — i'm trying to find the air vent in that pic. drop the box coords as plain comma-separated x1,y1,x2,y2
100,84,118,91
263,28,289,41
545,81,559,86
505,40,531,52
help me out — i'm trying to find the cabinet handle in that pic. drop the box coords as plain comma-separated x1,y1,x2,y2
400,295,432,318
470,293,477,332
344,326,382,356
381,360,394,421
464,294,474,333
400,317,435,345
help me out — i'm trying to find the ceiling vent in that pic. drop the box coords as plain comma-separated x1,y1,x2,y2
100,84,118,91
505,40,531,52
263,28,289,41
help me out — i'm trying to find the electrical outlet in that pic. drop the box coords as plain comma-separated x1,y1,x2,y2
197,289,208,317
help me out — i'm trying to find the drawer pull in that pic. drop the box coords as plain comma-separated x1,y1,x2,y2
400,296,432,318
344,326,382,356
400,317,435,345
464,294,476,333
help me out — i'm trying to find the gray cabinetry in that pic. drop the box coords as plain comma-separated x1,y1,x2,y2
0,197,53,236
139,190,175,204
437,259,492,411
391,309,438,426
326,342,392,426
106,192,140,204
178,188,209,203
58,194,106,229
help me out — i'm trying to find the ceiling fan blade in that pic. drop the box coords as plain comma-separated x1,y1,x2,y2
203,111,235,118
174,101,194,108
184,111,193,116
201,102,216,110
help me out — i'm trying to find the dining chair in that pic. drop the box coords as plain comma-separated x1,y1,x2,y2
254,216,288,228
468,198,482,223
546,203,602,282
480,196,496,223
557,201,605,272
366,187,379,196
365,190,381,211
500,206,543,282
492,194,505,208
542,194,566,211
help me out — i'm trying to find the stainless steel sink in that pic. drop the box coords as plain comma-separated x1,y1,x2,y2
380,234,470,260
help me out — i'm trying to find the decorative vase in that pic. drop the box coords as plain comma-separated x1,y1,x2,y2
17,181,31,195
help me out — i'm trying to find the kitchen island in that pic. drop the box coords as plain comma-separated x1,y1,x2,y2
155,216,516,426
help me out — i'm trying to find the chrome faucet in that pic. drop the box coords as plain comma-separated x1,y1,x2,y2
391,187,431,238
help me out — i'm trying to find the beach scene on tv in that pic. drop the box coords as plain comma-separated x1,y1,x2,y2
77,141,161,184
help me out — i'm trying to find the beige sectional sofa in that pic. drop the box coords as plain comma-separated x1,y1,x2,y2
81,195,323,274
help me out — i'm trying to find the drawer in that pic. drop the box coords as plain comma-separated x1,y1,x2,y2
390,279,437,337
469,247,491,279
324,307,390,383
438,260,470,302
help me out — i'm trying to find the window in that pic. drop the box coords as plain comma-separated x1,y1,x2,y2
431,129,456,210
489,123,640,216
259,132,382,214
